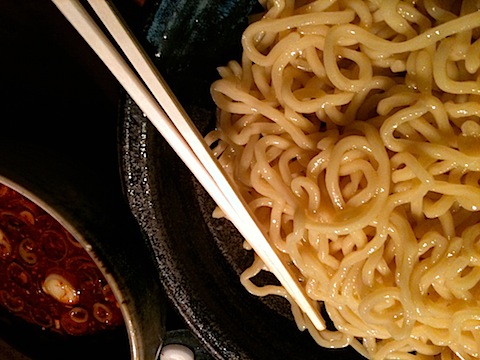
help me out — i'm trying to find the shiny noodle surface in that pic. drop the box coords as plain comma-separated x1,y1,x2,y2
205,0,480,359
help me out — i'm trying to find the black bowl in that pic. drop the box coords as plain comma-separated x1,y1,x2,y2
119,1,361,359
0,124,166,360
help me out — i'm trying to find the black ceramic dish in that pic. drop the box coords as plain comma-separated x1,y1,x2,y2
119,1,362,359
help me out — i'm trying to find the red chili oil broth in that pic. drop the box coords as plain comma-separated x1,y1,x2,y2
0,183,124,336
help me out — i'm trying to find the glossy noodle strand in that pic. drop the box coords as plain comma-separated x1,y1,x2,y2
206,1,480,359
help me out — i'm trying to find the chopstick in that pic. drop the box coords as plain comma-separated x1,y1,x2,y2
52,0,325,331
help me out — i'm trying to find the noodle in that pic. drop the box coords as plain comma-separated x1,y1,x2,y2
205,0,480,359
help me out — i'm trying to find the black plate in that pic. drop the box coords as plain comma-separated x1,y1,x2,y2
118,1,362,359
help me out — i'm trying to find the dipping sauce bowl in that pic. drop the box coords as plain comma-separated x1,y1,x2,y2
0,161,165,360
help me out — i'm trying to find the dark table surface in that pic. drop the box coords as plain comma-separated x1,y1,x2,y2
0,0,121,196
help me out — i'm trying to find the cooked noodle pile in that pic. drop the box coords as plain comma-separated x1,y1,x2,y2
205,0,480,358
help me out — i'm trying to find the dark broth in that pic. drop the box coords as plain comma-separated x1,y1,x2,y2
0,183,124,336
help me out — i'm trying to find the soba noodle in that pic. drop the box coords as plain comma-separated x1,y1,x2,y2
205,0,480,358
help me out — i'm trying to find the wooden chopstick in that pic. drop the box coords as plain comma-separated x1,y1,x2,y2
51,0,325,331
